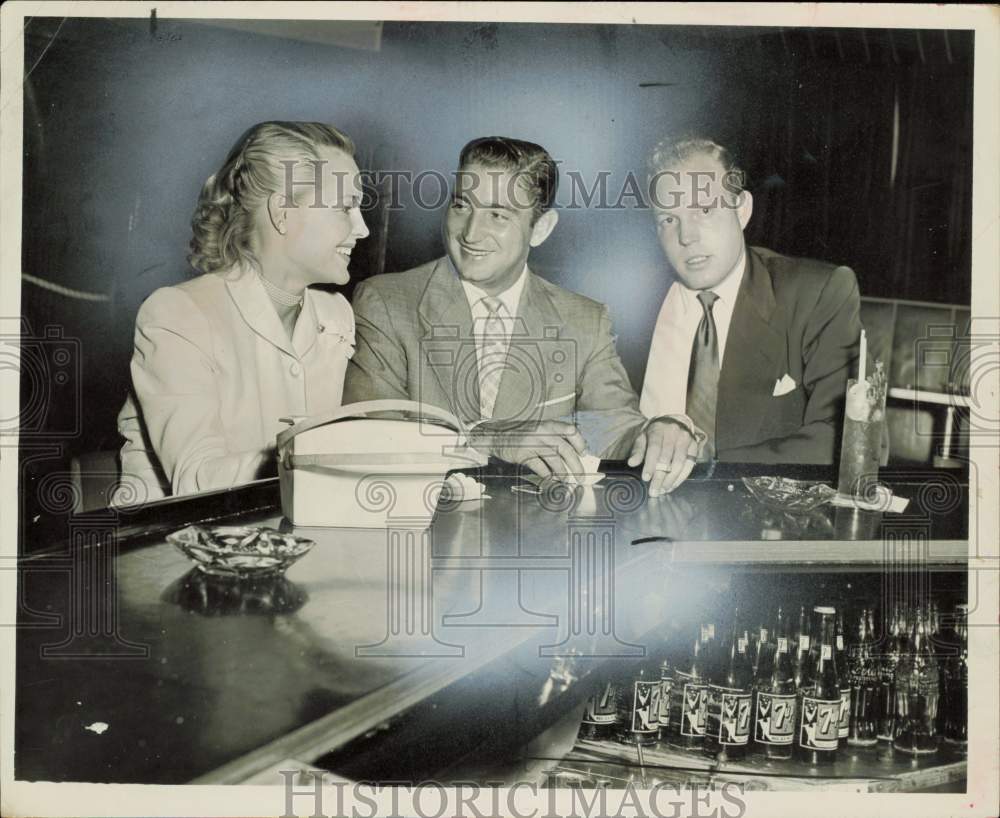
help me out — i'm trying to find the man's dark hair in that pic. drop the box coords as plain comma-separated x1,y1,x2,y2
458,136,559,223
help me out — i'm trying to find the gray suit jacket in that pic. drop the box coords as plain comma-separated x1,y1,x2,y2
343,257,645,459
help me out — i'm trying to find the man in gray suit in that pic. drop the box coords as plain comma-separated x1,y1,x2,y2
345,136,699,489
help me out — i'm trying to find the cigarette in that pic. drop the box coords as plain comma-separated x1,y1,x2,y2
535,393,575,409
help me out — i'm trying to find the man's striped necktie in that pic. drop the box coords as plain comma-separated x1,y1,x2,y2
478,296,508,419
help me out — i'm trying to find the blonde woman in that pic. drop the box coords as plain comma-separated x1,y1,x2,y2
114,121,369,503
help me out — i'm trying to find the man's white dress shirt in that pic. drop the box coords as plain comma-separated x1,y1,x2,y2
640,249,747,425
459,264,529,419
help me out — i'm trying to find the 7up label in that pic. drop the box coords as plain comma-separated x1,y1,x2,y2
629,680,661,735
755,692,797,745
680,677,707,737
720,691,752,745
800,696,840,751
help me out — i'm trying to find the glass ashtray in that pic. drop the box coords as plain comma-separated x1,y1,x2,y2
166,525,315,577
163,568,308,615
742,476,837,513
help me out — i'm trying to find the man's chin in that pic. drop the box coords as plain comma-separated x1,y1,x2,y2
673,267,725,291
447,256,495,284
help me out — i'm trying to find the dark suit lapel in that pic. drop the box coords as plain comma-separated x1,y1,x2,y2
490,269,560,424
715,247,787,451
417,258,480,422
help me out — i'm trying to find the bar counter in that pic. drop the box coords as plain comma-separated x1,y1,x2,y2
15,463,969,786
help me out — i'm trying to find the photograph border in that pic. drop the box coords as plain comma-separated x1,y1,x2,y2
2,3,997,817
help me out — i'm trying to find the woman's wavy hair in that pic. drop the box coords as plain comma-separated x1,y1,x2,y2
188,121,356,275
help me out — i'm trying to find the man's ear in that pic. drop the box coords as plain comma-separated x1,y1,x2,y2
267,192,288,235
737,190,753,230
529,209,559,247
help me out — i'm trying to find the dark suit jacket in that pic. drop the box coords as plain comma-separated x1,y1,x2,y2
714,246,862,464
343,257,645,459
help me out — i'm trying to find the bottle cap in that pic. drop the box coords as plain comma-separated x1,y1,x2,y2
813,606,836,615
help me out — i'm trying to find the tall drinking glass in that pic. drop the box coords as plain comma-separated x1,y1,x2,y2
837,362,887,498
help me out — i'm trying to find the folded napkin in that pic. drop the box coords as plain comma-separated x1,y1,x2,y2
445,473,490,502
546,453,604,486
830,485,909,513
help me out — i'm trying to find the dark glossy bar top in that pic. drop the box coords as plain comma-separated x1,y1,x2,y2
15,464,969,784
25,462,970,557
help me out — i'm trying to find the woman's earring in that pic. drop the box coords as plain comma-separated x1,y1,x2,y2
278,223,287,235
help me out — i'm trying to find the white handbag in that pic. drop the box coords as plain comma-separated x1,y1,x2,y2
276,399,487,528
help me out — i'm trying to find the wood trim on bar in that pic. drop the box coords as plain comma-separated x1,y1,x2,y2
189,645,525,784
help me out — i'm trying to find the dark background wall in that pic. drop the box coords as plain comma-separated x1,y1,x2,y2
19,18,973,474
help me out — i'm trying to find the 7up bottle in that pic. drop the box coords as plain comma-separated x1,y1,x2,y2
704,609,753,762
616,658,661,746
754,606,797,760
578,679,619,742
797,606,841,765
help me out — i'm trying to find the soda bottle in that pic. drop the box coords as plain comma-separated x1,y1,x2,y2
705,610,753,762
792,606,811,689
578,678,619,741
876,604,901,755
702,620,718,681
752,618,772,679
893,605,939,755
835,610,851,742
796,606,841,765
669,625,707,748
754,606,797,760
942,603,968,749
848,607,878,746
929,599,950,738
897,604,911,656
657,653,673,742
616,656,662,746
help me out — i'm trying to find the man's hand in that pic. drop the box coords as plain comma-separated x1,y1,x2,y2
470,420,587,484
627,417,701,496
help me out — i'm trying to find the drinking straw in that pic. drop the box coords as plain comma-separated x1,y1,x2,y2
858,329,867,385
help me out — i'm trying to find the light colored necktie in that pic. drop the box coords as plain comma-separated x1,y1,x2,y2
686,290,720,461
478,296,508,419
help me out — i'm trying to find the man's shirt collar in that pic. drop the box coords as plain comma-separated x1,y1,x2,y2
459,263,529,317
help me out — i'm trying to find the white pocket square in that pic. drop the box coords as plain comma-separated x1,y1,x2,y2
772,374,798,397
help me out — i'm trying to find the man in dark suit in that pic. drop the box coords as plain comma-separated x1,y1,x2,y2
346,136,682,484
639,137,862,476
